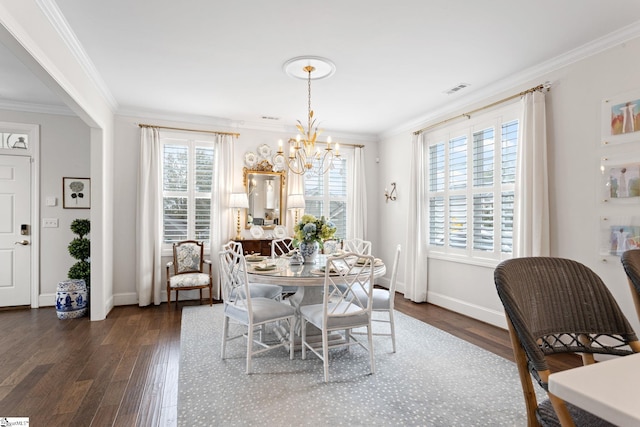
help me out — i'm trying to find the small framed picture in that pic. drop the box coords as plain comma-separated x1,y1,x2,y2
600,216,640,257
63,177,91,209
600,156,640,202
601,89,640,145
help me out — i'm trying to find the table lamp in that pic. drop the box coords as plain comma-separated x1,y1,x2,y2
287,194,305,224
229,193,249,240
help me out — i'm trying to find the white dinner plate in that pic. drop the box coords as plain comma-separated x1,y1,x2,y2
250,225,264,239
273,225,287,238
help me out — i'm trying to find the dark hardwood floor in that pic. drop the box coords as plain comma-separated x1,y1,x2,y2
0,298,580,426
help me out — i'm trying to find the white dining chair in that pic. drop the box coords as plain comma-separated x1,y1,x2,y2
343,238,372,255
219,247,296,374
299,252,376,382
271,237,297,294
222,241,283,300
351,244,401,352
271,237,294,257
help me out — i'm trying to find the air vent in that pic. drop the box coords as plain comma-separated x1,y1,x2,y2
261,116,280,121
445,83,470,95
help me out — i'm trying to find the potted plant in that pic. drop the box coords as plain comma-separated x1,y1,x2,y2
293,214,336,264
56,219,90,319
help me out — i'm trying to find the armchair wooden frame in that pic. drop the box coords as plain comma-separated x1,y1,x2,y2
495,257,640,427
166,240,213,309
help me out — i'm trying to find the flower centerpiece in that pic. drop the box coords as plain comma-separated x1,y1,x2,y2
293,214,336,264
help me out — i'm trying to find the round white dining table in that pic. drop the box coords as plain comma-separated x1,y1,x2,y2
246,254,386,307
245,254,387,346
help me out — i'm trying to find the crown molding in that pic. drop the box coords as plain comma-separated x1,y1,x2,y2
0,98,75,116
36,0,118,111
381,21,640,139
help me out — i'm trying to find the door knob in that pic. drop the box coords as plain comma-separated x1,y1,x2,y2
15,240,29,245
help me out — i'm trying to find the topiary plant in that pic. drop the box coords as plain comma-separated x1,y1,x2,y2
68,219,90,290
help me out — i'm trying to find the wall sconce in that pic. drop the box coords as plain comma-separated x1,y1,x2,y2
384,182,397,203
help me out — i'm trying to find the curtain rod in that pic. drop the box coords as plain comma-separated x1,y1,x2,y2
286,138,364,148
138,123,240,138
413,82,550,135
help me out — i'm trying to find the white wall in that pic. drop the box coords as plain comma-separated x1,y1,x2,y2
378,36,640,331
0,108,90,304
112,115,379,305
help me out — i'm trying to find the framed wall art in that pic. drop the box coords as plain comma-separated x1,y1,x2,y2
600,155,640,203
63,177,91,209
599,215,640,258
601,89,640,145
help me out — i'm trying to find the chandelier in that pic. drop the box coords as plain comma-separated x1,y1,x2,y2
275,57,339,176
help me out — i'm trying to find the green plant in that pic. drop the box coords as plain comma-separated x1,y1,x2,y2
293,214,336,248
68,219,90,287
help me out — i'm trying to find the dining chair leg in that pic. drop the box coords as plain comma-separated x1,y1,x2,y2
368,324,376,374
246,323,254,374
301,319,307,360
175,290,179,309
323,329,329,383
389,310,396,353
167,288,171,310
221,316,229,359
289,317,294,360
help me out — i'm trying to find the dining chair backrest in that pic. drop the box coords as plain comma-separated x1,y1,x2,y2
494,256,640,426
343,238,371,255
271,238,294,258
172,240,204,275
219,247,251,307
621,249,640,322
222,240,243,256
324,253,375,315
387,244,401,306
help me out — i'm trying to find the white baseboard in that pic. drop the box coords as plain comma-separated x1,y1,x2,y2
426,291,507,330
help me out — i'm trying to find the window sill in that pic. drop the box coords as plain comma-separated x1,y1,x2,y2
426,250,509,268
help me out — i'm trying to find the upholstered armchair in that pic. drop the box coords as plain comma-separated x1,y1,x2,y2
166,240,213,309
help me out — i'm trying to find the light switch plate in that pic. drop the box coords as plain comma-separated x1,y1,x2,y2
46,197,57,207
43,218,58,228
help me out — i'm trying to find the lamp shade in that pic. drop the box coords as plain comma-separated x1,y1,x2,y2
229,192,249,209
287,194,306,209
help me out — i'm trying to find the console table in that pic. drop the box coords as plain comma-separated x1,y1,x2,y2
234,239,272,257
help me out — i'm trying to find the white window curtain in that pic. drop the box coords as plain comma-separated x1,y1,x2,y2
210,134,235,298
514,90,550,257
347,146,367,240
136,126,162,306
404,133,428,302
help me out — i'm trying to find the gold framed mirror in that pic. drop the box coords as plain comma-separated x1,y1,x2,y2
243,160,286,229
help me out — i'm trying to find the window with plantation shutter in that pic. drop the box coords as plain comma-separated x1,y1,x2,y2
425,103,520,262
303,153,349,239
162,135,215,247
449,195,467,249
429,196,444,246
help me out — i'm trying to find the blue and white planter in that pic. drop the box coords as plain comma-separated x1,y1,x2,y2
299,241,319,264
56,279,88,319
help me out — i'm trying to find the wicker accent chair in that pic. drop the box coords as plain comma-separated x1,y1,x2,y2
621,249,640,322
494,257,640,427
219,246,295,374
166,240,213,310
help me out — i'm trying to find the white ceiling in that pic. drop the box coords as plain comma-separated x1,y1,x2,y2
3,1,640,137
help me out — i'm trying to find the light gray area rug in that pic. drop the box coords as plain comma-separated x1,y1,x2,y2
178,304,541,426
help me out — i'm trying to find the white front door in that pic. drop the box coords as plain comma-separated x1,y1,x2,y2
0,155,31,306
